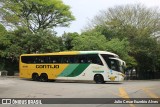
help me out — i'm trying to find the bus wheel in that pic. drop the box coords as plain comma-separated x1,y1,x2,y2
40,73,48,82
94,74,104,84
32,73,39,81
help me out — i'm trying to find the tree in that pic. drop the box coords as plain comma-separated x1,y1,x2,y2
5,28,61,59
0,24,7,70
0,0,75,32
71,30,133,66
86,4,160,44
0,24,6,36
62,32,79,50
88,4,160,38
86,4,160,79
105,38,136,67
0,27,62,73
71,31,107,50
0,24,8,58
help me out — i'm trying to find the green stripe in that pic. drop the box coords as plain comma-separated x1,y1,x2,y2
67,64,90,77
58,64,79,77
93,71,104,73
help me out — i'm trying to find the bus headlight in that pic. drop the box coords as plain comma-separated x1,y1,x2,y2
118,73,126,77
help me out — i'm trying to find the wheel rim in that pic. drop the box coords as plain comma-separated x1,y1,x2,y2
40,75,48,82
32,74,38,81
95,75,104,83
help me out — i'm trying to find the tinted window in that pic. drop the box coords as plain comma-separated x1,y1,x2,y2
61,55,76,63
101,54,120,71
87,54,103,65
21,56,33,63
77,55,87,63
110,59,119,71
48,56,61,63
76,54,103,65
21,54,103,65
21,56,49,63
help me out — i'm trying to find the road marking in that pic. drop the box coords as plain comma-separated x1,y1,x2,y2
144,86,160,90
119,87,136,107
142,88,159,98
119,87,129,98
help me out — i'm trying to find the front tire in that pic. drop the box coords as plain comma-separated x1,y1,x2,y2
94,74,104,84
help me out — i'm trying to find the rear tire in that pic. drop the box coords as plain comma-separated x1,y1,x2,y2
94,74,104,84
40,74,48,82
32,73,39,81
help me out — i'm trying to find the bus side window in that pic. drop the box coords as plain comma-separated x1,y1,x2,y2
30,56,36,63
61,56,68,63
87,54,103,65
61,55,76,63
21,56,29,63
68,55,76,63
33,57,37,63
48,56,52,63
43,56,49,63
87,55,94,63
49,56,61,63
52,60,57,63
36,56,43,63
39,57,44,63
78,55,87,63
57,56,62,63
96,55,103,65
33,56,43,63
74,56,79,63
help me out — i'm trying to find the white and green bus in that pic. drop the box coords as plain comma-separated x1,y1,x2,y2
19,51,125,83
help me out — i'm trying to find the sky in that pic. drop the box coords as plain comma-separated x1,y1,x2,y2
55,0,160,35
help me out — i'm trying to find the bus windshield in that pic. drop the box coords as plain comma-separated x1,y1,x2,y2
101,54,121,72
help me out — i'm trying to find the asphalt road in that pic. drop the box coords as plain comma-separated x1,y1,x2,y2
0,77,160,107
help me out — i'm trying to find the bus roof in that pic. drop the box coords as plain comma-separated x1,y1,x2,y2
21,51,119,57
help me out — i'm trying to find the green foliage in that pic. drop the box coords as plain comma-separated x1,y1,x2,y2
106,38,129,56
71,31,134,66
0,24,9,58
0,0,75,32
0,24,7,36
0,27,63,71
0,58,5,70
86,4,160,73
72,31,106,50
62,32,79,50
0,0,75,72
90,4,160,37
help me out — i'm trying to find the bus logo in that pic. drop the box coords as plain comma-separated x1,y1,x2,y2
36,65,59,69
